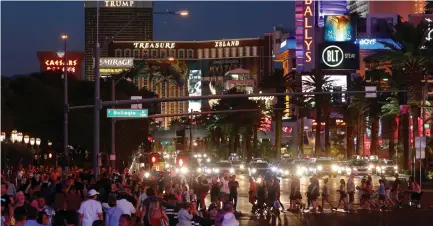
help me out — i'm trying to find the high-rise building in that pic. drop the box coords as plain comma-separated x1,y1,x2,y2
84,1,153,81
348,0,426,21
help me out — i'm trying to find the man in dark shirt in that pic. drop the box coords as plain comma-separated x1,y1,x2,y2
392,173,401,203
163,189,177,203
228,175,239,211
161,195,179,226
1,182,13,218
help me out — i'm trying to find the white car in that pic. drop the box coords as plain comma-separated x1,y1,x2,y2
348,160,372,176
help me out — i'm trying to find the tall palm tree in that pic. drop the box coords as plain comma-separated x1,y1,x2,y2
302,70,333,156
381,96,400,160
365,18,433,169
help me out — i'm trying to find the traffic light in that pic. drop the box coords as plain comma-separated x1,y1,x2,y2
151,156,156,163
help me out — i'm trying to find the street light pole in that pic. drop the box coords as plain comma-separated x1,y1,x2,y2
111,79,116,168
93,2,101,179
61,34,69,167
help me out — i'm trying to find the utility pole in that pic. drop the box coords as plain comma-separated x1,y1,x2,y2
189,109,193,151
61,34,69,167
93,2,101,179
111,79,116,168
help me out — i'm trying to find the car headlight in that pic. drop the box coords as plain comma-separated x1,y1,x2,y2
301,166,307,171
206,158,211,163
175,168,180,173
332,165,338,171
284,170,289,175
197,154,202,158
229,168,235,173
205,168,211,173
203,154,207,157
296,169,303,176
352,167,357,170
381,166,386,169
181,167,189,173
394,166,398,170
240,164,244,169
251,168,257,174
279,169,284,173
256,177,262,183
368,164,374,169
317,165,323,171
197,168,202,173
144,172,150,178
271,167,277,172
165,163,170,168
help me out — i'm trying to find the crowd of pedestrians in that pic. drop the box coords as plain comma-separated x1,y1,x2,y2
1,165,240,226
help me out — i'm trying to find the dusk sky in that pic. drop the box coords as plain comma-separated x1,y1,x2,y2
1,1,295,76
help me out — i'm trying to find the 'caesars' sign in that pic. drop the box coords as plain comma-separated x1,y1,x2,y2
105,1,134,7
133,42,175,49
303,0,314,63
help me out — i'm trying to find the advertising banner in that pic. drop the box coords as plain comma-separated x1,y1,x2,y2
324,15,356,42
188,69,202,112
319,42,360,70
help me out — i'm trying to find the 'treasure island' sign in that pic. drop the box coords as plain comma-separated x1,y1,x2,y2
133,42,176,49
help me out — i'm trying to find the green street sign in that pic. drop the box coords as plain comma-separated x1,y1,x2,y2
107,109,148,118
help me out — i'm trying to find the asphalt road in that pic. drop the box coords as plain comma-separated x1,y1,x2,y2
202,173,433,226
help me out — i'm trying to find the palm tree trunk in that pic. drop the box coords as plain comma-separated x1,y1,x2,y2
346,123,355,159
253,128,258,156
325,114,331,156
315,107,322,157
275,110,282,160
371,119,379,156
299,117,304,156
402,112,410,170
246,131,253,162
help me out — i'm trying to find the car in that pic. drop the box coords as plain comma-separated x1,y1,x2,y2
273,161,294,177
314,158,338,177
292,159,310,176
348,160,372,176
231,160,246,173
213,161,235,175
376,160,398,176
337,161,350,176
248,160,270,177
368,156,380,174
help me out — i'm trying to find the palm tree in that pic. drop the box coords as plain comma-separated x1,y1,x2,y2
259,69,297,159
381,96,400,160
302,70,333,156
365,18,433,169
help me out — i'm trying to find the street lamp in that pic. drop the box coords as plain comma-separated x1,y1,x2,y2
36,138,41,146
17,133,23,143
30,138,35,146
176,10,189,16
61,33,69,168
23,135,30,144
0,132,5,142
11,130,17,143
48,141,52,146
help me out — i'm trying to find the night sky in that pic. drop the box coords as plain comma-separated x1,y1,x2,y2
1,1,295,76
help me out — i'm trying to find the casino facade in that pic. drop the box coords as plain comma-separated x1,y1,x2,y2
99,37,273,128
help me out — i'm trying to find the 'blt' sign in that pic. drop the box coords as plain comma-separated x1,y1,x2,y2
319,42,360,70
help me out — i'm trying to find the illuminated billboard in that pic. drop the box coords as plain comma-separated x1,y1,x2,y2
302,74,347,103
319,42,360,70
188,70,202,112
295,0,316,72
36,51,84,80
324,15,356,42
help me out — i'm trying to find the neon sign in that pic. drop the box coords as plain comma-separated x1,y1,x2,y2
215,40,240,48
303,0,314,63
44,59,78,73
104,1,134,7
133,42,175,49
